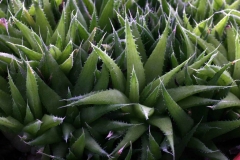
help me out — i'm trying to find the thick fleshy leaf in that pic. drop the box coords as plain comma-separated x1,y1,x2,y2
34,1,53,41
15,44,42,61
125,18,145,93
175,122,200,159
24,104,34,124
124,142,132,160
23,120,42,136
0,116,23,132
129,68,139,103
141,59,188,101
39,44,73,98
0,90,12,115
60,52,74,74
84,129,109,157
62,123,75,143
111,124,147,157
161,83,194,136
196,119,240,140
74,51,98,95
187,137,217,153
12,17,40,52
211,92,240,110
98,0,114,32
167,85,228,102
38,115,64,135
71,129,85,158
149,129,161,159
63,90,130,108
81,104,131,124
148,116,174,157
134,104,154,120
36,75,66,116
131,21,147,63
178,96,219,109
233,33,240,80
26,63,42,119
93,64,109,91
27,127,62,145
91,44,126,92
144,25,168,83
91,119,135,134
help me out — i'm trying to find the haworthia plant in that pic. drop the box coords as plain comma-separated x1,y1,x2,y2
0,0,239,159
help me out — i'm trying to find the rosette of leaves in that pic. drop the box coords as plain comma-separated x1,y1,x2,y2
62,10,240,160
0,0,240,160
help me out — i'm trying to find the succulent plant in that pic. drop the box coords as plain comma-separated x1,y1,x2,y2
0,0,240,159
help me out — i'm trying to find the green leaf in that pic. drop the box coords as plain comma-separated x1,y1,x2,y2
125,18,145,93
84,129,109,157
134,104,154,120
196,119,240,140
177,96,219,109
60,52,74,74
212,14,229,38
226,25,236,62
131,21,147,63
15,44,42,61
144,25,168,83
149,129,161,159
167,85,228,102
142,84,160,107
82,0,94,15
76,19,89,41
39,44,73,98
195,141,228,160
0,116,23,132
185,28,228,66
38,115,64,135
0,90,12,115
124,142,132,160
51,6,65,44
233,33,240,80
213,0,225,10
63,90,130,108
210,92,240,110
12,17,39,51
187,137,217,153
71,129,85,158
93,64,109,91
74,51,98,95
98,0,114,32
111,124,147,157
91,119,135,134
24,104,34,124
91,44,126,93
129,67,139,103
43,0,56,28
148,116,174,157
23,119,42,136
26,63,42,119
27,127,61,145
89,8,98,32
161,83,194,136
58,41,73,64
81,104,131,124
36,75,66,116
34,1,53,41
141,59,188,101
49,44,62,61
175,122,200,159
62,123,75,143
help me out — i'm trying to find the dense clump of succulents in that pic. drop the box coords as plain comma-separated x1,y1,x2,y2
0,0,240,159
